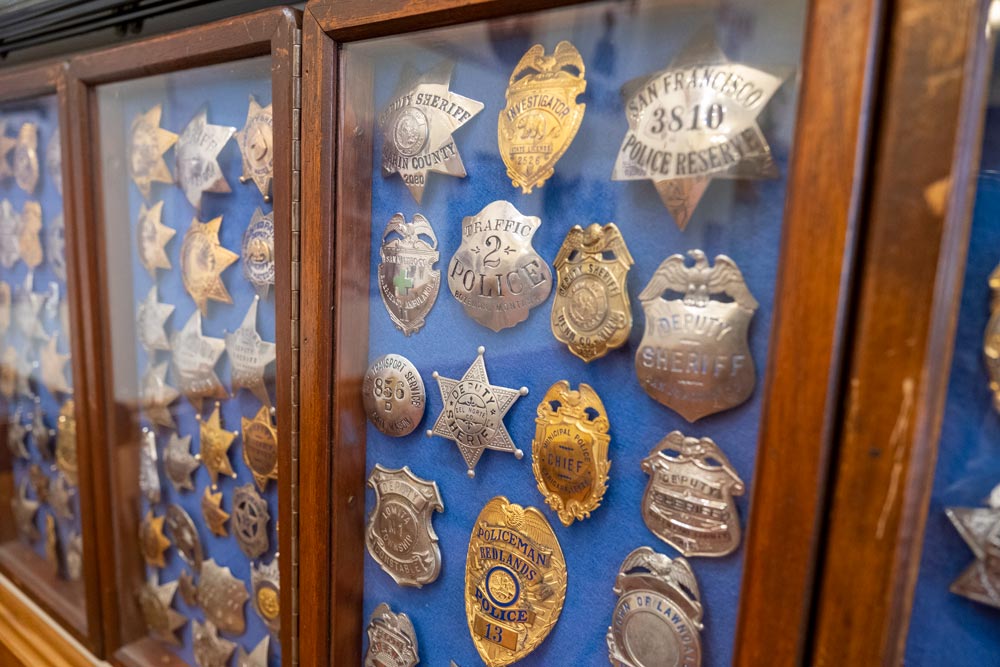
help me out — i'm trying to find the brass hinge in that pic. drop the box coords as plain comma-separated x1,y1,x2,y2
290,24,302,667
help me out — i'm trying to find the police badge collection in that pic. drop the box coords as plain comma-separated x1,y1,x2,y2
378,213,439,336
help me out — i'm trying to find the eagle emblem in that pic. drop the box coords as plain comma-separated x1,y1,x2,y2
378,213,440,336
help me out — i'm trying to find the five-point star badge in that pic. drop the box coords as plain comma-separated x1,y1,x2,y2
128,104,178,200
197,401,237,488
235,95,274,202
201,486,230,537
171,311,226,410
175,108,235,211
180,215,238,314
378,60,483,203
136,201,175,278
136,285,174,353
945,483,1000,609
427,346,528,477
226,295,275,407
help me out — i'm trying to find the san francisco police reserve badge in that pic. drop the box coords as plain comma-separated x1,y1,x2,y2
607,546,704,667
364,602,420,667
641,431,745,557
611,33,784,230
235,95,274,201
378,60,483,203
449,201,551,332
366,464,444,587
427,346,528,477
532,380,610,526
499,41,586,193
363,353,425,437
129,104,178,200
379,213,440,336
636,250,757,421
175,107,235,211
552,223,634,362
945,482,1000,609
466,497,566,667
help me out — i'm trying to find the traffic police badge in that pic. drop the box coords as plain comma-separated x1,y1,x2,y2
945,483,1000,609
607,546,704,667
551,223,634,362
364,602,420,667
366,464,443,587
466,497,566,667
448,201,551,332
378,213,440,336
636,251,757,421
499,41,586,193
532,380,611,526
641,431,745,557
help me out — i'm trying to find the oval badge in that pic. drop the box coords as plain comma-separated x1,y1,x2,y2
466,497,566,667
378,213,440,336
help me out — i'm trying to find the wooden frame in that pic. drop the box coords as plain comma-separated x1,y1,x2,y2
809,0,996,663
64,7,300,664
0,57,104,655
299,0,882,664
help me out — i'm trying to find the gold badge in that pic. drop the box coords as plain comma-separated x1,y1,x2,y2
201,487,230,537
466,497,566,666
242,405,278,492
128,105,178,200
251,558,280,634
14,122,39,194
56,399,77,485
532,381,610,526
18,201,42,269
551,223,634,362
136,201,175,278
196,402,238,488
180,215,238,313
235,95,274,202
0,122,15,180
498,41,586,193
139,510,170,568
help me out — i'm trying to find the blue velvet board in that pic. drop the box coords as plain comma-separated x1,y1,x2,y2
357,2,806,665
101,56,280,665
903,63,1000,665
0,96,80,578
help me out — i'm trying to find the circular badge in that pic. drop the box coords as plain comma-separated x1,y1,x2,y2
393,107,429,158
362,354,425,437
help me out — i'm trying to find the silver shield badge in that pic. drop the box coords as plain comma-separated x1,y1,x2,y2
378,213,440,336
641,431,745,557
636,251,757,421
366,464,444,588
448,201,551,332
365,602,420,667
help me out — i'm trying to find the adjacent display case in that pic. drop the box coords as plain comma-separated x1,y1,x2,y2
65,8,299,666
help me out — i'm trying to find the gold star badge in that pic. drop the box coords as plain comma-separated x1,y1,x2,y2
136,201,174,278
18,201,42,269
226,296,276,407
180,216,238,314
139,510,170,568
235,95,274,202
137,576,187,645
140,360,180,428
175,108,235,211
128,105,177,200
0,122,16,180
40,334,71,395
242,405,278,492
201,487,230,537
197,402,237,488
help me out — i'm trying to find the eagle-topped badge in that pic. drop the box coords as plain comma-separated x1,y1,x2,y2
378,213,440,336
636,250,757,421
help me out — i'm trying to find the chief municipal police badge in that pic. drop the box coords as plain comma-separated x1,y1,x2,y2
448,201,551,332
607,546,703,667
532,381,610,526
499,41,586,193
551,223,633,362
378,213,439,336
641,431,745,557
945,483,1000,609
366,464,443,587
636,251,757,421
612,33,783,230
378,60,483,203
364,602,420,667
466,497,566,667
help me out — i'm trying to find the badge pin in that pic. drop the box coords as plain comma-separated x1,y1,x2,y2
378,213,440,336
180,215,238,314
235,95,274,202
46,213,66,282
18,200,42,269
137,576,186,646
226,295,276,408
607,547,704,667
136,201,175,278
448,201,552,332
196,401,238,487
242,208,275,299
427,346,528,477
945,483,1000,609
0,199,21,268
201,487,230,537
192,619,236,667
378,60,483,203
499,41,586,193
14,122,39,194
636,251,757,421
128,105,178,200
466,497,566,667
171,312,226,411
552,223,634,362
175,108,235,211
242,405,278,492
532,381,610,526
251,558,281,635
366,464,444,587
364,602,420,667
55,399,77,485
136,285,174,353
233,483,270,559
641,431,745,557
363,353,425,437
165,504,203,573
198,558,249,636
611,32,784,230
139,510,170,568
139,427,162,504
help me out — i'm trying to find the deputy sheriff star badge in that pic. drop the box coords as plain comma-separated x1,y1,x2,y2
611,32,784,230
427,346,527,478
378,60,483,203
945,483,1000,609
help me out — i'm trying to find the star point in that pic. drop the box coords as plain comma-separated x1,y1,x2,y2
128,104,178,200
171,310,226,411
226,296,276,408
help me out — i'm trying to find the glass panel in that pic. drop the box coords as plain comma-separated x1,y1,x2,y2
0,93,86,629
96,57,281,664
905,46,1000,665
341,1,807,665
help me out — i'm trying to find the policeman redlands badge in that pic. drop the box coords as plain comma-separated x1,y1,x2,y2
466,497,566,667
636,250,757,421
448,201,551,332
532,381,610,526
641,431,745,557
366,465,444,587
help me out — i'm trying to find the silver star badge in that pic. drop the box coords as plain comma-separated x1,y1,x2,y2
226,295,276,408
378,60,483,203
136,285,174,353
13,272,45,340
175,108,235,212
946,483,1000,609
163,431,199,492
140,360,180,428
427,346,528,477
171,310,226,411
237,637,270,667
139,427,161,504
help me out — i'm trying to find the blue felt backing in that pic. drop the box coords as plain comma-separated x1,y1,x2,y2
97,56,280,665
353,2,806,665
